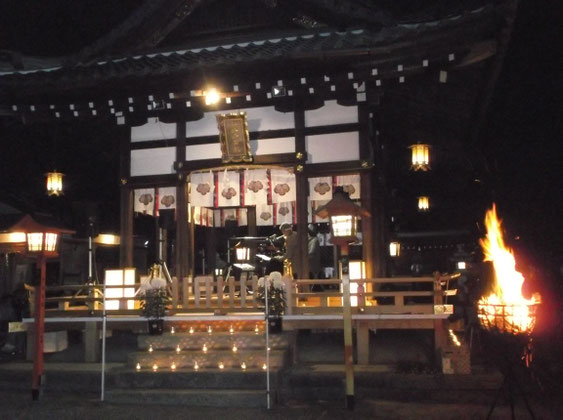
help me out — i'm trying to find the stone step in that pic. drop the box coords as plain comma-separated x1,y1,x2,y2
127,349,289,369
112,368,281,390
138,331,291,351
105,388,272,407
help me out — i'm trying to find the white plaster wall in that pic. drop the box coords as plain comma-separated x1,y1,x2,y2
130,147,175,176
306,132,360,163
131,118,176,142
253,137,295,155
186,143,222,161
305,100,358,127
186,106,294,138
184,137,295,161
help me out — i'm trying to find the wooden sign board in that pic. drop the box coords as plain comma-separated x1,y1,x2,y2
216,112,252,163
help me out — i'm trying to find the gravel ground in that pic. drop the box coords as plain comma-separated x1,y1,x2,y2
1,390,558,420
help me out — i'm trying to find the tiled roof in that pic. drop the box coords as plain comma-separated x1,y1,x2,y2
0,4,494,89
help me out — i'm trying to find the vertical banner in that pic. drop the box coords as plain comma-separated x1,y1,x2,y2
222,209,237,226
335,174,361,199
256,204,274,226
213,210,222,228
309,176,333,201
207,208,214,227
190,172,214,207
134,188,155,216
192,206,201,225
237,208,248,226
243,169,269,206
218,170,241,207
271,169,296,203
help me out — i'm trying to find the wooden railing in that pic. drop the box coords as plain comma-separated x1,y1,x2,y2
39,272,455,316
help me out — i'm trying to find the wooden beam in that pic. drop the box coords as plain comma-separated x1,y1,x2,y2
119,127,133,267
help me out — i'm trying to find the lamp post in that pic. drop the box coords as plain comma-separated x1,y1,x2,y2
3,215,72,400
315,188,370,410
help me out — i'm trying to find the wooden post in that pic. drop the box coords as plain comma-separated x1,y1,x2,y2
32,254,46,400
340,245,355,410
119,126,133,268
433,273,448,363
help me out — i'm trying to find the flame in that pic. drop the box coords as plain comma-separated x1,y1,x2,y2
478,205,540,333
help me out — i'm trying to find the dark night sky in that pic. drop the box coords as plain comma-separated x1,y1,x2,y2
0,1,561,259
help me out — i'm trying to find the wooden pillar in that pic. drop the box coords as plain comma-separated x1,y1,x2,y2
358,103,375,279
175,120,188,307
119,126,133,267
119,186,133,267
294,104,308,279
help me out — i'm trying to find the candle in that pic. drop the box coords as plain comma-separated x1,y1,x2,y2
148,344,153,353
171,362,176,371
152,363,158,372
136,363,141,371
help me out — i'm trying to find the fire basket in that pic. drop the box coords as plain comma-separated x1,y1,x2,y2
477,302,539,419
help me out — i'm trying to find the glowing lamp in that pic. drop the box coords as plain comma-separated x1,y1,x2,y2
104,268,136,310
218,361,224,370
344,261,366,307
202,343,208,353
315,188,369,246
194,362,199,371
176,344,181,354
148,344,153,353
232,344,238,353
409,144,430,171
418,196,430,212
389,241,401,257
457,261,467,270
136,363,141,371
152,363,158,372
171,362,176,371
204,88,220,105
46,171,64,196
236,246,250,262
94,234,120,246
241,362,247,370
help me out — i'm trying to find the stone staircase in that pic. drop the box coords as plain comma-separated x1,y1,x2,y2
105,320,293,407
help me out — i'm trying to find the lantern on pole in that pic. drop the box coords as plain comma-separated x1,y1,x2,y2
235,246,250,262
315,187,370,410
2,215,73,400
409,144,430,171
46,171,64,196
